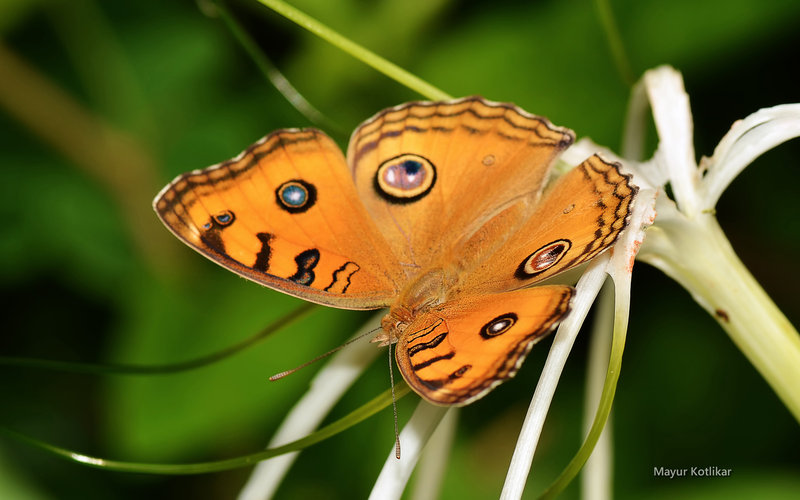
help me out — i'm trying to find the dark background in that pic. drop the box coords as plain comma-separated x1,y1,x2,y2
1,0,798,498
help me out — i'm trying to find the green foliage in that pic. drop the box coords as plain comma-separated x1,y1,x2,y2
1,0,798,498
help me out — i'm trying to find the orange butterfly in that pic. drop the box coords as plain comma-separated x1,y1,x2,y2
154,97,637,406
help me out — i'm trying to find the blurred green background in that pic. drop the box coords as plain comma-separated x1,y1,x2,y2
1,0,799,498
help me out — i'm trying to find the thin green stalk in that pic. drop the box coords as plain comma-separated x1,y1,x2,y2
254,0,452,101
0,303,315,375
0,382,410,474
593,0,635,86
212,0,344,135
538,275,630,500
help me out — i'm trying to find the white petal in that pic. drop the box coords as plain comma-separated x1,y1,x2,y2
500,257,609,500
628,157,665,192
644,66,701,215
410,408,459,500
701,103,800,208
578,189,654,498
369,402,450,500
621,78,651,161
560,138,610,166
561,138,660,190
238,314,383,500
582,284,614,500
609,187,658,277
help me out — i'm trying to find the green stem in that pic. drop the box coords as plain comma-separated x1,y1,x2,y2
538,275,629,499
1,382,410,474
0,303,315,375
639,214,800,423
213,0,344,134
254,0,452,101
593,0,635,86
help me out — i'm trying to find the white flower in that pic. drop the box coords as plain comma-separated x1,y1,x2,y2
238,66,800,500
566,65,800,426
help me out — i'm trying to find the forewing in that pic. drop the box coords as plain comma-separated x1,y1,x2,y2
154,129,404,309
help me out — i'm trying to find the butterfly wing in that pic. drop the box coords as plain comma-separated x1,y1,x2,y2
395,286,574,405
347,96,575,274
456,154,638,293
154,129,404,309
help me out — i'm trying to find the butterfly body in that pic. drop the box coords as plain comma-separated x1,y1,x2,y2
154,96,637,406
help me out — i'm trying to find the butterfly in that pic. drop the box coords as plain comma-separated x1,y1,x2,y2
153,96,637,406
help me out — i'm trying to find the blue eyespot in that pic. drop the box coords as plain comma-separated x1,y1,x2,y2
211,210,235,227
281,184,307,206
276,179,317,213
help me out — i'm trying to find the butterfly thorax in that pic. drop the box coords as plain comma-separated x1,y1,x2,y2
374,267,459,346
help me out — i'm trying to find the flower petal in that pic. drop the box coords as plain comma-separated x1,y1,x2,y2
560,138,607,166
238,315,383,500
500,256,609,499
562,138,662,190
644,66,700,215
611,187,658,277
582,284,614,500
701,103,800,208
410,408,458,500
369,402,450,500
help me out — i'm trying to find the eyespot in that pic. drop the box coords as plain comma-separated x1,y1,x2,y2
276,179,317,213
480,313,518,339
212,210,235,227
516,239,572,279
374,153,436,204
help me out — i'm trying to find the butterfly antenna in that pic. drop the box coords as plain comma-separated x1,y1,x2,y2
388,342,401,459
269,327,381,381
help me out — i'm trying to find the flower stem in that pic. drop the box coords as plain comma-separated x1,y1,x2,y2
538,271,631,500
255,0,452,101
592,0,635,86
639,213,800,423
212,0,343,134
